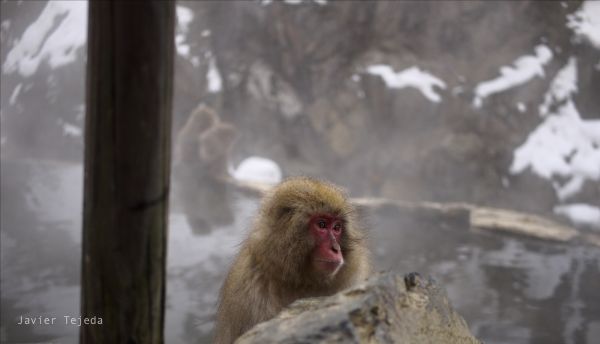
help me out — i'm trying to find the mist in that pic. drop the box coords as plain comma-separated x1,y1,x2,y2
1,1,599,343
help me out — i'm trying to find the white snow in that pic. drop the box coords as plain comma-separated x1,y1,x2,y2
176,5,193,31
231,156,282,184
207,55,223,93
175,34,190,57
511,101,600,199
567,1,600,50
473,45,553,108
510,58,600,200
517,102,527,113
175,6,193,58
62,121,82,137
9,83,23,105
366,64,447,103
539,57,578,116
554,176,586,201
554,204,600,228
2,1,87,77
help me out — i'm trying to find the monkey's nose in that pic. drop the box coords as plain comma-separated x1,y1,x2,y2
331,241,341,253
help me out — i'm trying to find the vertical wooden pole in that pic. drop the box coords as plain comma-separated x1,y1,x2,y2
81,1,174,343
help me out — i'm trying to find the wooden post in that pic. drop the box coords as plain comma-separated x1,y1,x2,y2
80,2,174,343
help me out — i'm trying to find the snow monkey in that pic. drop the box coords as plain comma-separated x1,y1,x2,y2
214,177,371,343
174,103,237,177
173,104,237,233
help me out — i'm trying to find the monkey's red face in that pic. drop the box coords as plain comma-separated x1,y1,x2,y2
309,214,344,276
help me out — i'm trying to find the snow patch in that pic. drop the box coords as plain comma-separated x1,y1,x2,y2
511,101,600,199
473,45,553,108
9,83,23,105
231,157,282,184
554,204,600,228
207,55,223,93
175,6,193,58
539,57,578,116
567,1,600,50
2,1,87,77
510,59,600,200
176,5,193,31
366,65,447,103
175,34,190,57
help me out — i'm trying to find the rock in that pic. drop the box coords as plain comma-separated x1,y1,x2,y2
236,272,480,344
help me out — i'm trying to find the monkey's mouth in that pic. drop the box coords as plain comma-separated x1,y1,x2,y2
314,258,344,275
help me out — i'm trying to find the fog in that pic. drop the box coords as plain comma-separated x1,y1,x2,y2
1,1,599,343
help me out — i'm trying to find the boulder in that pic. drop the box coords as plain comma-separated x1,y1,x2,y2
237,272,480,344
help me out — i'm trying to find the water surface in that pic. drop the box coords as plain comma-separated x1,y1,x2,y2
1,160,598,344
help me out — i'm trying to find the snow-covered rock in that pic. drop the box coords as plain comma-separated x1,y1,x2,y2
366,65,447,103
231,157,282,184
554,203,600,228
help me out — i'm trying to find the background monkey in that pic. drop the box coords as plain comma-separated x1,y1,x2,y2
173,104,238,233
214,177,371,343
174,103,237,177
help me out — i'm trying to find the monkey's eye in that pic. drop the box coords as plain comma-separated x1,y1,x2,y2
317,220,327,229
333,223,342,232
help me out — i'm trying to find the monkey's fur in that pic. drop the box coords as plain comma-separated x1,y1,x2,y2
173,104,238,233
174,104,237,177
214,177,371,343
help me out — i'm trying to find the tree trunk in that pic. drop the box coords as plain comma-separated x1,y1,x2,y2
80,2,174,343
